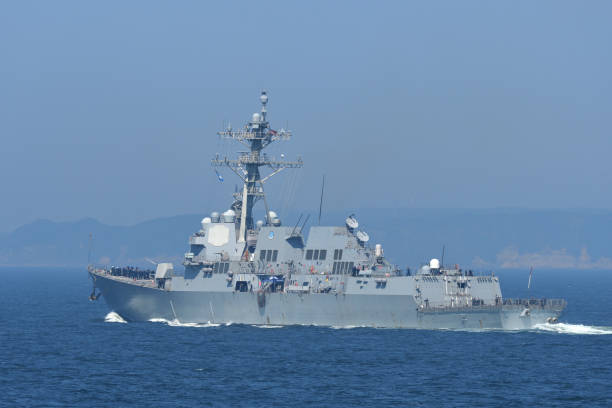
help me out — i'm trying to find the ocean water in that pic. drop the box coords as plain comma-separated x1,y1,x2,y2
1,268,611,407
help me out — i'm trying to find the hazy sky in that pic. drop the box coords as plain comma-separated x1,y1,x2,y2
1,1,611,232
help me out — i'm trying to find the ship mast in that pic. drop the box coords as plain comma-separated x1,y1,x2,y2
212,91,303,242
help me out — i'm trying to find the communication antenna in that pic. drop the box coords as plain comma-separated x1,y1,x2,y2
440,245,445,268
259,181,271,225
291,213,304,236
527,266,534,291
300,214,311,233
213,90,303,240
318,174,325,225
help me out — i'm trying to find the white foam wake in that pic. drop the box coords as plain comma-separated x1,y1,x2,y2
104,311,127,323
252,324,283,329
148,318,220,328
534,322,612,335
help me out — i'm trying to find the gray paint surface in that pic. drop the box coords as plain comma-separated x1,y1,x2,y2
89,92,565,328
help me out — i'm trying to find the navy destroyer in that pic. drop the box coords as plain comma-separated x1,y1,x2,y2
89,91,566,329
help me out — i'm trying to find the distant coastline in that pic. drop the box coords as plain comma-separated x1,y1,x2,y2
1,208,611,270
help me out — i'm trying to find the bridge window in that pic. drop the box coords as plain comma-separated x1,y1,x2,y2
306,249,327,260
271,250,278,262
333,261,354,275
266,250,273,262
260,250,267,260
213,262,229,274
334,249,343,260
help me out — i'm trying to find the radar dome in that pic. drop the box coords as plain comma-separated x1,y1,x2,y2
201,217,212,228
252,113,261,123
260,92,268,105
345,215,359,229
268,211,277,219
256,220,264,229
223,209,236,223
429,258,440,269
211,212,220,223
356,230,369,242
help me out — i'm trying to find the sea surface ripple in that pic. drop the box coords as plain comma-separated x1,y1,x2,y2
1,268,611,407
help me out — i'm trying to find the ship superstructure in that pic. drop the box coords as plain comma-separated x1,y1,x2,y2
89,92,565,329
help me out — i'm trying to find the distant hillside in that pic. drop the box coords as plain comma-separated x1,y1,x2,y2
1,209,611,270
0,216,199,268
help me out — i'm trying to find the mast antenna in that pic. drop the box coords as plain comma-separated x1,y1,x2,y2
212,90,303,241
441,245,445,268
291,213,304,236
527,266,534,291
318,174,325,225
300,214,311,233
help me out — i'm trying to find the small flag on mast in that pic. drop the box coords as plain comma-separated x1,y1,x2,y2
215,170,224,182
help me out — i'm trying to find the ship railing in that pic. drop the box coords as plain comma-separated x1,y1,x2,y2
502,298,567,310
212,155,303,168
91,266,158,287
217,130,292,141
420,298,566,313
419,304,501,313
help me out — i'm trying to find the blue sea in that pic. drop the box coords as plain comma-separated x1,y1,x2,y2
1,268,611,407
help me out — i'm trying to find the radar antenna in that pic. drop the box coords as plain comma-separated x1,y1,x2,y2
212,91,303,242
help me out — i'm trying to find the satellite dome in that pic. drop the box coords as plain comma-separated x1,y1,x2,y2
268,211,277,219
345,215,359,229
429,258,440,269
419,265,431,275
256,220,264,228
223,209,236,223
252,113,261,123
356,230,369,242
201,217,212,226
211,212,220,223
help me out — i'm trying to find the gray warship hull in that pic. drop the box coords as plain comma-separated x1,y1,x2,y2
89,91,566,329
91,271,564,329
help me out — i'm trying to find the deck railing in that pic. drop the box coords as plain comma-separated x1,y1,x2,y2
420,298,566,313
502,298,567,310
